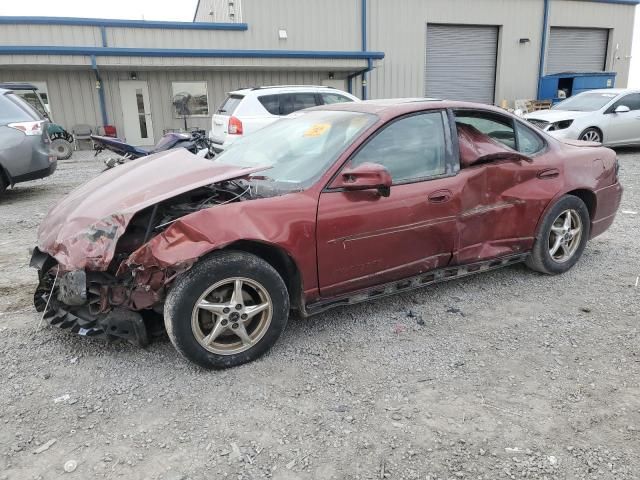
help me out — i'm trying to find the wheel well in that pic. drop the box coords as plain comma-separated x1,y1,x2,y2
567,189,596,219
582,126,603,141
223,240,303,311
0,164,11,188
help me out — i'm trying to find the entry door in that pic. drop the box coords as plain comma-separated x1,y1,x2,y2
119,80,155,146
316,111,458,297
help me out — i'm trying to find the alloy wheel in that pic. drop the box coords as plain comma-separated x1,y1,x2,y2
191,277,273,355
580,130,601,142
548,209,583,263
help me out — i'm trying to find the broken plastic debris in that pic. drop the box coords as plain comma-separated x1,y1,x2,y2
54,394,71,404
64,459,78,472
33,438,57,454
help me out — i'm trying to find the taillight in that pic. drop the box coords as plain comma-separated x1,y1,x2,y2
228,116,243,135
9,120,45,136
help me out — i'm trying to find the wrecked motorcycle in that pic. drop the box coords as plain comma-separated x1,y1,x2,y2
91,129,215,168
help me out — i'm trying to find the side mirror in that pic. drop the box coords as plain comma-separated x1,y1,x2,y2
331,162,392,197
614,105,630,114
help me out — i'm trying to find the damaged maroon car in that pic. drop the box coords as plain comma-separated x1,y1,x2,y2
32,100,623,368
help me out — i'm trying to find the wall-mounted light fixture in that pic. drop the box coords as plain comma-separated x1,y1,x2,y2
519,38,531,44
278,29,288,40
328,72,335,80
130,72,138,80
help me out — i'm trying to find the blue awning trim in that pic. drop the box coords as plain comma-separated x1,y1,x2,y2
0,45,385,60
0,16,248,31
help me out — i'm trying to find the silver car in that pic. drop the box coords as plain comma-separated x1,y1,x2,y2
0,87,55,194
524,88,640,146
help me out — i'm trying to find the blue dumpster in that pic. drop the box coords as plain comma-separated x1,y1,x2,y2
538,72,616,104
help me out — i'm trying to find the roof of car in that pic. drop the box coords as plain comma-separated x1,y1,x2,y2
0,82,37,91
579,88,639,95
230,85,345,95
308,98,512,118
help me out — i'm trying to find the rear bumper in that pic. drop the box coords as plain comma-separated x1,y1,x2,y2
12,161,57,184
591,181,623,239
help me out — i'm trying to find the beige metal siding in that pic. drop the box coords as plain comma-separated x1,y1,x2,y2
548,0,636,86
0,69,101,130
367,0,544,103
0,68,329,142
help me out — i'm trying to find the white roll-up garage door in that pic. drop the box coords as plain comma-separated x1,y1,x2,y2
546,27,609,74
425,24,498,105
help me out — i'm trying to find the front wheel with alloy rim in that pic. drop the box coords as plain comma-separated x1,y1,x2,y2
164,251,290,369
526,195,590,275
579,128,602,143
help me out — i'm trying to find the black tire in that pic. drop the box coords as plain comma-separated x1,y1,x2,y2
526,195,590,275
579,127,602,143
164,251,290,369
51,139,73,160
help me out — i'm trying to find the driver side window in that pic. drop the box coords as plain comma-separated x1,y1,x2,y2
610,93,640,112
349,111,447,183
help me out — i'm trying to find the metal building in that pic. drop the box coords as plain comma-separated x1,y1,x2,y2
0,0,636,145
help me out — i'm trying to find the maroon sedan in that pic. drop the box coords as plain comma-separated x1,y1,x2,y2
32,99,623,368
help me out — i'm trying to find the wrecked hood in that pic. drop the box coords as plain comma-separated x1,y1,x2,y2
524,109,592,123
37,148,267,271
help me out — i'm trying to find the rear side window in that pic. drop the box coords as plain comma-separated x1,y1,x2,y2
280,93,320,116
321,93,353,105
515,122,545,155
257,94,280,115
217,94,244,114
456,113,516,150
0,93,40,124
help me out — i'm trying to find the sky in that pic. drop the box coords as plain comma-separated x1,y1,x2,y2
1,0,639,88
0,0,199,21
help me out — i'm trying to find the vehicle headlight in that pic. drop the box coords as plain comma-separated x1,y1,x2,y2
547,120,574,131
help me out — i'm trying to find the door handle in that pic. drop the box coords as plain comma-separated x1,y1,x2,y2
428,189,452,203
537,168,560,180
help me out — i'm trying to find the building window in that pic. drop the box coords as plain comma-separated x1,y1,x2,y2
171,81,209,117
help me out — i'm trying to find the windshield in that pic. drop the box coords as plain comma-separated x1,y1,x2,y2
552,92,618,112
215,110,377,190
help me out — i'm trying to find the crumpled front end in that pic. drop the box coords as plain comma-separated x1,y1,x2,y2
32,148,272,345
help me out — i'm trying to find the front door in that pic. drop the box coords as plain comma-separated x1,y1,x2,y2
603,93,640,145
119,80,155,146
316,111,459,297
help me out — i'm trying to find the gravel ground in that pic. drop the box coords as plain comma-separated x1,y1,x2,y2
0,150,638,480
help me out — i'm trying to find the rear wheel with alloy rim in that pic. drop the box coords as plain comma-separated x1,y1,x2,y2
165,251,289,369
526,195,590,275
579,128,602,143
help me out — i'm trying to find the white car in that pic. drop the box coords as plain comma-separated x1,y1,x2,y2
524,88,640,146
209,85,360,152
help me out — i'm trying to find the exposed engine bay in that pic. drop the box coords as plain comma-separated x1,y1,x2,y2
32,175,288,346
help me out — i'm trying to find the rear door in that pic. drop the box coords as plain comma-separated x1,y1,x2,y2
211,94,244,144
453,110,557,264
316,110,459,297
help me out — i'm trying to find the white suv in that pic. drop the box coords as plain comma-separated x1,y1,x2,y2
209,85,360,151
